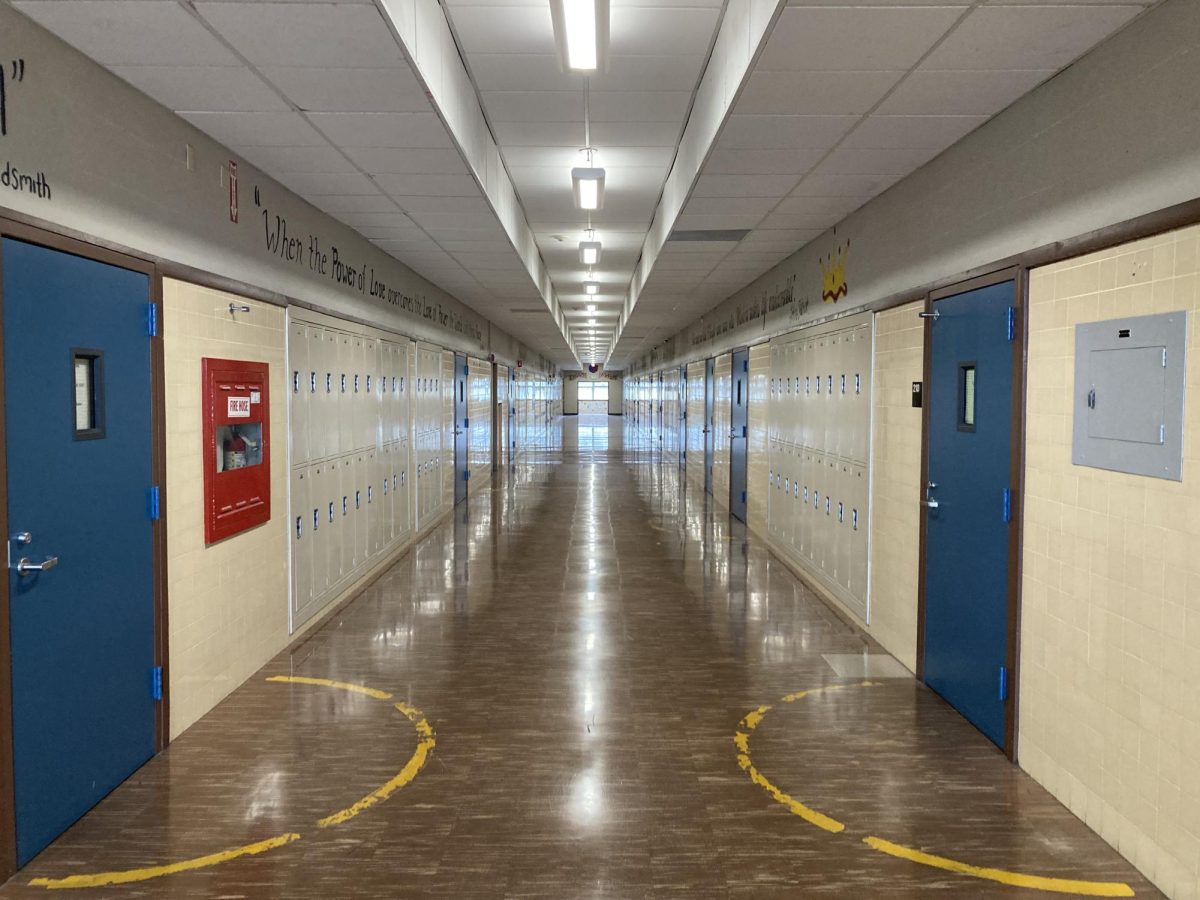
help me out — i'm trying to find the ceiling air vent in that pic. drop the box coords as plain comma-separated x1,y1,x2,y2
667,229,751,243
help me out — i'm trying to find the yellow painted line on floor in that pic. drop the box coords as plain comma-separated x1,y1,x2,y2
265,674,393,700
737,682,1132,896
732,687,882,835
30,678,435,889
28,833,300,890
864,837,1135,897
317,701,436,827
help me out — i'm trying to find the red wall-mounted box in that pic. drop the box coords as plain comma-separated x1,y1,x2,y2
202,358,271,545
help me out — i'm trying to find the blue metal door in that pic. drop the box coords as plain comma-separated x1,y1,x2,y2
922,279,1017,749
2,238,157,864
704,358,715,494
454,355,468,506
729,349,749,522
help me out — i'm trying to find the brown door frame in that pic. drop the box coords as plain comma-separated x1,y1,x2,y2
915,265,1026,762
0,218,170,880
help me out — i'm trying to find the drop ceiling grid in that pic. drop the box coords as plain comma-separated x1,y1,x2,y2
611,0,1153,367
12,0,581,363
442,0,726,354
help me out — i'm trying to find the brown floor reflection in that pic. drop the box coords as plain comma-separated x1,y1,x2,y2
2,417,1161,898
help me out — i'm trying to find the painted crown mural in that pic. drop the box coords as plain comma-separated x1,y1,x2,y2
820,241,850,304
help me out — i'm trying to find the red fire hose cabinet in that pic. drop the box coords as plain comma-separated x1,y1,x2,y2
202,358,271,544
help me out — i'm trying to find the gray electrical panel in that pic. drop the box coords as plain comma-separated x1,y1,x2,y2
1072,311,1187,481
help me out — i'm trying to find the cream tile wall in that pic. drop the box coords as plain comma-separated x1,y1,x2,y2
868,302,924,672
1021,224,1200,900
748,343,771,538
163,279,288,739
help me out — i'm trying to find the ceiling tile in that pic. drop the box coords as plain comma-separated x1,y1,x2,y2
320,195,406,214
876,68,1056,116
610,7,720,56
373,174,482,197
262,67,431,113
195,3,406,68
842,114,988,149
682,196,780,218
816,146,941,174
491,121,585,147
704,146,828,175
449,6,554,54
342,148,472,175
588,92,693,123
480,92,585,123
737,70,903,116
922,5,1143,70
110,65,289,112
278,172,378,196
306,113,453,148
234,145,359,174
14,1,241,66
590,120,685,147
757,6,963,72
180,111,328,147
691,173,803,198
717,115,858,150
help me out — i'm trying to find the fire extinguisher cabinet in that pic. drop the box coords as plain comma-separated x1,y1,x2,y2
202,358,271,544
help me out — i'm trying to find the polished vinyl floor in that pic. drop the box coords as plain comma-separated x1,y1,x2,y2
3,417,1160,898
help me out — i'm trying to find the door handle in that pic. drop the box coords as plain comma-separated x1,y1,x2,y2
16,556,58,576
922,480,939,510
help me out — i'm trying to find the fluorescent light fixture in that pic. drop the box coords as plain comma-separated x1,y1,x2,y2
584,281,599,295
586,304,596,313
579,241,602,265
550,0,609,72
572,168,605,210
588,319,596,326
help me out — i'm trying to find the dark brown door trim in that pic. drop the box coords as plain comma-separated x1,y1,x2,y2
0,217,170,881
916,265,1025,762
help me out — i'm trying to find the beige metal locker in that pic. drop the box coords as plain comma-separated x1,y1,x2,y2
323,329,340,458
291,466,313,619
367,448,381,556
312,460,333,598
289,319,309,466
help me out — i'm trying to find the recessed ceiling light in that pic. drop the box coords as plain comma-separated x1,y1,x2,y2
584,282,599,295
586,304,596,313
572,168,605,210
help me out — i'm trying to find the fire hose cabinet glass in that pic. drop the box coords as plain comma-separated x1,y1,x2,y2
202,358,271,544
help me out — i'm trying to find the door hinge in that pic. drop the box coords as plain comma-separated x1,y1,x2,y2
463,470,470,482
147,303,158,337
464,417,470,429
150,666,163,701
1002,488,1012,524
998,666,1008,702
741,490,747,504
743,359,749,373
1006,307,1016,342
147,485,161,521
